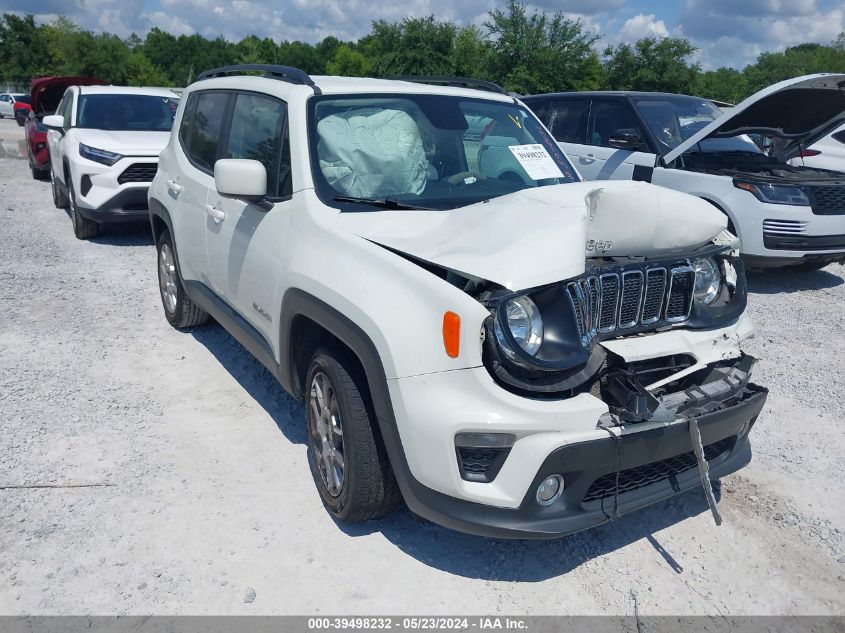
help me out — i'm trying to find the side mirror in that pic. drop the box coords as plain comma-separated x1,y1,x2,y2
214,159,267,203
42,114,65,131
608,129,644,151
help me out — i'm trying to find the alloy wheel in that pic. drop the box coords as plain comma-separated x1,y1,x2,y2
158,243,178,314
308,371,345,497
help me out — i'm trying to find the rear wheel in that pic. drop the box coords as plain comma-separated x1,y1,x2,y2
306,350,401,522
68,179,99,240
156,230,209,329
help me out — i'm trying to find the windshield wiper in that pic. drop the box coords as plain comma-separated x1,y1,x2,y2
332,195,436,210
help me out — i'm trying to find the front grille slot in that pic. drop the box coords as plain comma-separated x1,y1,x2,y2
807,185,845,215
582,436,736,503
641,268,667,324
666,267,694,322
117,163,158,184
567,263,694,345
619,271,644,329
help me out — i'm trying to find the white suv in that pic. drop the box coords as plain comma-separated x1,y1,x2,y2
0,92,26,118
43,85,179,239
149,65,767,538
524,74,845,270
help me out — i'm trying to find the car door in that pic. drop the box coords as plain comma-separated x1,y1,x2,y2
205,91,292,344
47,92,73,181
580,98,657,181
172,90,232,285
526,96,589,165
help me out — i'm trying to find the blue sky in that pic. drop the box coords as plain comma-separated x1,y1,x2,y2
3,0,844,69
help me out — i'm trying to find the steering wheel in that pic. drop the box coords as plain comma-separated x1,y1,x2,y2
446,171,486,185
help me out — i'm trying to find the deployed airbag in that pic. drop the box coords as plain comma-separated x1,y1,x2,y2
317,108,428,198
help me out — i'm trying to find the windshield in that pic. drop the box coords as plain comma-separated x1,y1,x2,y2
635,96,762,156
309,94,579,211
77,94,178,131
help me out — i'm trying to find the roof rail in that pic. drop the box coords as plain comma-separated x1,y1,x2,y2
196,64,320,94
387,76,508,95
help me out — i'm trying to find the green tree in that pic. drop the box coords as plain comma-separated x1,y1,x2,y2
695,67,748,104
326,44,372,77
0,14,52,83
315,36,343,73
368,16,457,76
451,25,492,80
743,42,845,94
483,0,600,94
604,37,700,94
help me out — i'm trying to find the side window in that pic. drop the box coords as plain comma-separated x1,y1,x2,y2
60,94,73,128
588,100,644,148
0,95,9,103
225,93,290,198
187,92,229,172
178,93,198,151
832,130,845,145
532,99,587,143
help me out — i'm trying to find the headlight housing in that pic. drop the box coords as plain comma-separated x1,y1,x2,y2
692,257,721,305
494,296,543,358
79,143,123,166
733,180,809,206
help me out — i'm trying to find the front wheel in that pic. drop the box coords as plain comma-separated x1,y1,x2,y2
156,231,209,329
68,179,98,240
306,350,401,522
51,166,69,208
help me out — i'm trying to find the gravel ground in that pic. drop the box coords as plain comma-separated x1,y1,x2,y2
0,138,843,616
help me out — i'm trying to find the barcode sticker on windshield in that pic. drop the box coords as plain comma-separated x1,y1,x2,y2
508,144,564,180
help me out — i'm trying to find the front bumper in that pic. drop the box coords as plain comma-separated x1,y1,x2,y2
76,187,150,223
401,384,766,539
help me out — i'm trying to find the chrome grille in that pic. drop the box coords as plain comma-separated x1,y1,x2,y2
763,219,808,235
567,264,694,346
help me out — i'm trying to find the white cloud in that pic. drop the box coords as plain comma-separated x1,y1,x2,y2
618,13,669,41
142,11,196,36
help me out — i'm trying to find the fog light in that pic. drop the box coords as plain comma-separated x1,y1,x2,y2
536,474,564,506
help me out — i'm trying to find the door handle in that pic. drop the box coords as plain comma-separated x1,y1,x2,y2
205,203,225,223
581,153,596,164
166,179,182,195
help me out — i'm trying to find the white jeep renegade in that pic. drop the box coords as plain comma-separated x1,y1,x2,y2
149,65,768,538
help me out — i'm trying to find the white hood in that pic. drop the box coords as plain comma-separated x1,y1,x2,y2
339,181,726,291
664,73,845,164
77,129,170,156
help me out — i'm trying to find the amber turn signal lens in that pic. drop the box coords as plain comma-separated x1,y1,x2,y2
442,311,460,358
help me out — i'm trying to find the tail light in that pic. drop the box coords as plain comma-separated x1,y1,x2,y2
798,149,821,157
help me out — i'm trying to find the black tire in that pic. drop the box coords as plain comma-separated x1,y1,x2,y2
306,349,401,522
51,165,69,208
156,230,209,329
68,179,99,240
15,115,25,127
32,166,48,181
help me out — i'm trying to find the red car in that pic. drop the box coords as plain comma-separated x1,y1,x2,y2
25,76,106,180
13,95,32,125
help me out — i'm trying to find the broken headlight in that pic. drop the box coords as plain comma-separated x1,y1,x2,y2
733,180,810,206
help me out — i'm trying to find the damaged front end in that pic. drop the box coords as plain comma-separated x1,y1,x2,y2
479,243,747,399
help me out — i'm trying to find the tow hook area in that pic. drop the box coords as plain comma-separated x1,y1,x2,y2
598,353,757,427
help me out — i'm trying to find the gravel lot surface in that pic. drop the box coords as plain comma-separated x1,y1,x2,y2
0,136,843,615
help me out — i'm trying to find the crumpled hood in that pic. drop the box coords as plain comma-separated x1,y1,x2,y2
339,184,589,291
665,73,845,163
77,129,170,156
338,181,726,291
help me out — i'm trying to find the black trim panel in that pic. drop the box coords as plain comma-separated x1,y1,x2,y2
182,280,278,376
76,187,150,223
763,232,845,251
